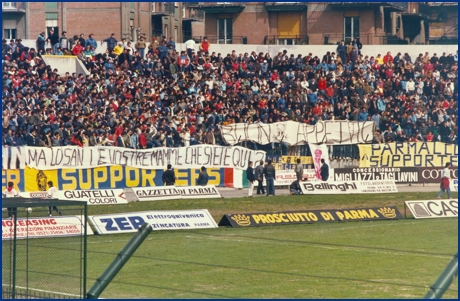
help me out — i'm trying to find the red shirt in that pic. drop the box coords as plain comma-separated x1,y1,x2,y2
200,41,210,53
318,79,327,91
139,133,147,148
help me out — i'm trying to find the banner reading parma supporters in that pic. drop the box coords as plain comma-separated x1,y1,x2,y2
89,209,218,234
128,185,222,202
2,145,265,170
359,142,458,168
221,120,375,146
300,180,398,194
2,216,94,240
3,166,235,192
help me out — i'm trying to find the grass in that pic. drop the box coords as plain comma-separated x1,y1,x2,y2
3,192,458,299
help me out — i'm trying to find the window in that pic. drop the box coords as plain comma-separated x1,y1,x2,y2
130,2,134,9
3,28,16,40
217,18,232,44
182,7,186,18
151,3,156,12
174,27,178,41
45,2,58,9
2,3,15,8
344,17,359,43
130,12,135,20
45,12,58,20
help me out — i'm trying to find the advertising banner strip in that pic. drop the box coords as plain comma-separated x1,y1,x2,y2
261,169,317,187
405,200,458,219
89,209,218,234
219,206,403,227
221,120,375,146
2,216,94,240
19,189,128,205
130,185,222,202
300,180,398,194
358,142,458,168
2,145,266,171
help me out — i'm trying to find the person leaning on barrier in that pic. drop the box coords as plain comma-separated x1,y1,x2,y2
197,166,209,186
162,164,176,186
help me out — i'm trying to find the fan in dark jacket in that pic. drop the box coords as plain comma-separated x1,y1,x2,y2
162,164,176,186
197,166,209,186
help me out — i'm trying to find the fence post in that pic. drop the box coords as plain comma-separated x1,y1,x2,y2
86,223,153,299
423,252,458,299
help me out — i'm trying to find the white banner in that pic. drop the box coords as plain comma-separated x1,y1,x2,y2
405,200,458,219
129,185,222,202
89,209,218,234
300,180,398,194
19,189,128,205
262,169,317,186
220,120,375,146
309,144,330,181
2,145,266,170
2,216,94,240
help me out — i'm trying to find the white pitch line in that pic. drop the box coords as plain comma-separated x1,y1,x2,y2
1,284,81,297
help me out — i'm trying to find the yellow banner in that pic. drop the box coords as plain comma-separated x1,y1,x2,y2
359,142,458,168
24,167,59,192
280,156,313,165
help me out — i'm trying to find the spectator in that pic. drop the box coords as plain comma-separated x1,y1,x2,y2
101,33,118,54
246,161,255,197
437,162,452,199
197,166,209,186
289,179,302,195
162,164,176,186
320,158,329,181
254,160,265,195
264,159,276,196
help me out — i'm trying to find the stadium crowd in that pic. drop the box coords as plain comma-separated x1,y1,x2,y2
1,32,458,150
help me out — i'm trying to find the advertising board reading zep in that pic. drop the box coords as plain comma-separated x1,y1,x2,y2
89,209,218,234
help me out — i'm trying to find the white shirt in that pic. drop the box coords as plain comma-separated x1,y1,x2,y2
184,39,196,50
48,186,58,198
3,188,18,198
442,167,450,178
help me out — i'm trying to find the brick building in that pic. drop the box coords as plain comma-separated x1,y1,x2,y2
186,2,458,45
2,2,205,43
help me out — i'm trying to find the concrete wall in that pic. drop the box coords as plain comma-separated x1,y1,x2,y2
21,39,457,63
41,55,89,76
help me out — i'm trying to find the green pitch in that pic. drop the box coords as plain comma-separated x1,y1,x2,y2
5,192,459,298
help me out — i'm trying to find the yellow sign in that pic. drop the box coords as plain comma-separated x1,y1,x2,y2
280,156,313,165
359,142,458,168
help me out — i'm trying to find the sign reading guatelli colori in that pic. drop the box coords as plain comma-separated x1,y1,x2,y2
218,206,403,227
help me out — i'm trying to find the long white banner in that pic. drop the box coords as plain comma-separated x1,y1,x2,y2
89,209,218,234
221,120,375,146
405,200,458,219
2,145,266,170
129,185,222,202
2,216,94,240
300,180,398,194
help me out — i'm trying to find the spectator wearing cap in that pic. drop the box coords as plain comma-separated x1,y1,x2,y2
101,33,117,54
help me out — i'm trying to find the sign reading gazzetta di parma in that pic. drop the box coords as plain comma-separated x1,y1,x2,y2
19,189,128,205
130,185,221,202
2,216,94,240
219,206,403,227
89,209,218,234
300,180,397,194
405,200,458,219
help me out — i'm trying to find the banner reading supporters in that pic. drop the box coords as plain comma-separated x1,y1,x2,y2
300,180,398,194
2,145,265,170
128,185,222,202
2,216,94,240
405,200,458,219
221,120,375,146
89,209,218,234
219,206,402,227
358,142,458,168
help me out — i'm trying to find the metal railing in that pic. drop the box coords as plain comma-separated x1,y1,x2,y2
322,33,391,45
192,35,248,44
263,35,309,45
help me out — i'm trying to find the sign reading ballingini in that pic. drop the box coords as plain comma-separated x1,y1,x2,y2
218,206,403,227
300,180,398,194
405,200,458,219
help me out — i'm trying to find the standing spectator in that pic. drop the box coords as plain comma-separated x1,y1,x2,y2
199,37,210,54
3,181,19,218
184,38,196,59
197,166,209,186
162,164,176,186
336,40,347,64
254,160,265,195
320,158,329,181
246,161,255,197
59,31,68,50
85,33,98,51
167,37,176,49
48,29,59,54
47,181,62,217
101,33,118,54
264,159,276,196
135,36,146,59
437,162,452,199
295,158,304,181
36,31,46,54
